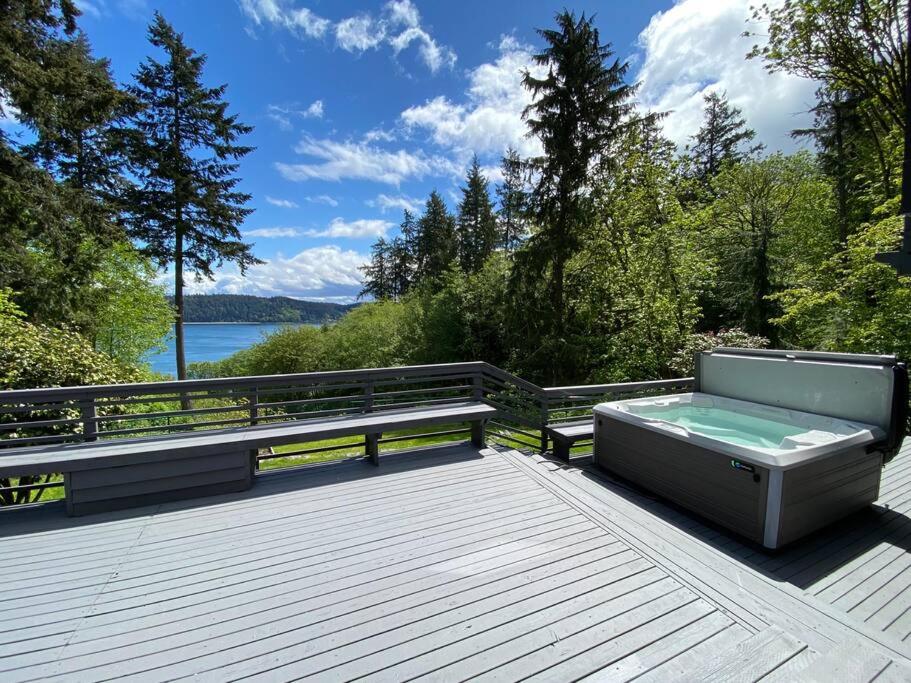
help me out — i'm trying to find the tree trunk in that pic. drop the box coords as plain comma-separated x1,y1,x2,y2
174,228,187,382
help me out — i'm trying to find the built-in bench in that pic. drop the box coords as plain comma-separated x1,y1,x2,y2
0,402,496,516
546,420,594,461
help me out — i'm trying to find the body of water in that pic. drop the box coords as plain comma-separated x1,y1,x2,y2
146,323,304,376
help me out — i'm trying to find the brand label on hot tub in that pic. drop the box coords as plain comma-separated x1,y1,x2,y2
730,459,755,473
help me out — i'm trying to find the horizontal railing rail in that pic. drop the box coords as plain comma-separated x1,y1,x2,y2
0,361,693,504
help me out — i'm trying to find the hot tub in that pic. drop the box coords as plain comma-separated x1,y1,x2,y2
594,349,908,549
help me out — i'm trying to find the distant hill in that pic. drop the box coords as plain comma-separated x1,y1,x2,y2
176,294,355,323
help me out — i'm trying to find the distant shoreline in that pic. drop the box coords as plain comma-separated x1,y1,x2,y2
180,321,309,325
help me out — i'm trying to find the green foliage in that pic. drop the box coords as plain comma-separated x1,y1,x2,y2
495,147,528,253
516,10,639,379
696,153,836,340
670,329,770,377
124,12,258,379
457,156,498,273
773,205,911,358
415,190,458,283
179,294,351,323
0,288,142,390
687,91,762,184
90,243,174,366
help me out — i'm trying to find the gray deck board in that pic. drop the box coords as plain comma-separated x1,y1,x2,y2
3,441,911,681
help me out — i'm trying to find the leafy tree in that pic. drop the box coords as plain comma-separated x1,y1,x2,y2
414,190,457,283
0,288,143,505
669,328,770,376
699,153,836,341
750,0,908,211
750,0,908,140
773,202,911,358
456,155,498,273
688,91,761,184
517,10,637,379
568,116,706,382
496,147,528,253
124,13,258,381
0,1,130,329
90,243,174,366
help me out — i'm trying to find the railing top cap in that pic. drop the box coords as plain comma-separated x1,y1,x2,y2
0,361,491,402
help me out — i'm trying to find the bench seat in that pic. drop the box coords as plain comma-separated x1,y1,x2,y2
546,420,594,461
0,402,496,516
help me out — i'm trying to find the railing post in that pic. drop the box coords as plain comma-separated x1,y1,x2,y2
80,399,98,442
249,387,259,426
539,395,549,454
249,387,259,472
364,381,374,413
472,373,484,402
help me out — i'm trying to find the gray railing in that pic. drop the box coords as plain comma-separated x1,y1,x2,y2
0,362,693,503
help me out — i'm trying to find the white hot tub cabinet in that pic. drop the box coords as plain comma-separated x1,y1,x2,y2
594,349,908,550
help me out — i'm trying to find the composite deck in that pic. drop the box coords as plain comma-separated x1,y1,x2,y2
2,442,911,681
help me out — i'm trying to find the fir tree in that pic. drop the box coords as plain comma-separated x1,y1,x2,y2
519,10,637,378
689,91,762,183
457,155,498,273
415,190,457,283
124,13,258,381
495,147,527,253
359,238,393,300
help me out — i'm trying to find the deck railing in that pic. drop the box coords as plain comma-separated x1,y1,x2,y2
0,362,693,504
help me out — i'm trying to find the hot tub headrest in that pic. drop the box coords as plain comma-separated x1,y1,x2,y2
696,348,908,461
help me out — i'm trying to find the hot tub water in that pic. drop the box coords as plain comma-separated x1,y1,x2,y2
629,404,807,449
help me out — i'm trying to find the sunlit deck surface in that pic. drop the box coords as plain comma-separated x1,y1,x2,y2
3,442,911,681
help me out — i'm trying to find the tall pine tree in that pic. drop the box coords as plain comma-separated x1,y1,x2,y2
124,13,258,381
519,10,636,379
457,155,498,273
415,190,457,283
689,91,762,184
359,238,393,300
495,147,527,253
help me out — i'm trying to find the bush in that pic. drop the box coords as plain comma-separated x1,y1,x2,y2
0,288,143,390
669,328,770,377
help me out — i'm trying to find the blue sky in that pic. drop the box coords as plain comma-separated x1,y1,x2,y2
71,0,816,302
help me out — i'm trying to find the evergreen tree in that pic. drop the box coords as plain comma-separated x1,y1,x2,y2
124,13,258,381
689,91,762,183
518,10,637,379
457,155,498,273
0,1,131,328
415,190,457,283
793,88,867,243
359,238,393,300
388,236,411,300
496,147,527,253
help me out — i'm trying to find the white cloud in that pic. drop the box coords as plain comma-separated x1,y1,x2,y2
265,196,299,208
306,218,393,238
244,227,301,238
306,194,339,207
368,193,423,214
267,101,324,130
335,14,386,52
635,0,817,152
304,99,324,118
239,0,455,73
238,0,330,38
363,127,396,143
400,35,544,160
182,245,367,299
275,135,458,186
